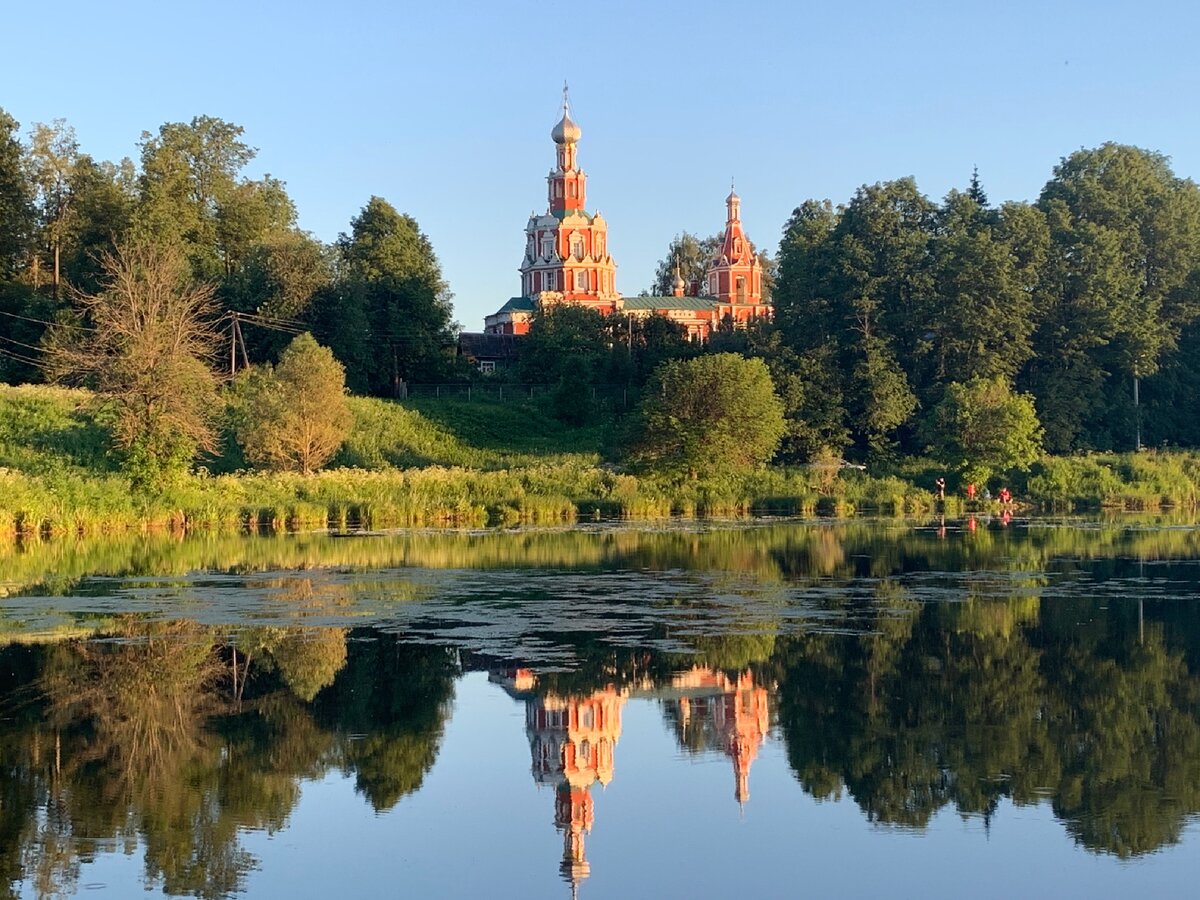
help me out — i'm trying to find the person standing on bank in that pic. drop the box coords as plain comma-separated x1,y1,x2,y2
935,477,946,501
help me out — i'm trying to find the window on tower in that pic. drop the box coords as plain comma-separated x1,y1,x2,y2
570,233,584,260
576,270,587,291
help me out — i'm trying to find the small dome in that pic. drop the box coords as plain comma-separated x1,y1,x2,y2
552,109,581,144
673,268,685,289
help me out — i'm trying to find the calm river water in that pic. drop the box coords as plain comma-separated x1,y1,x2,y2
2,517,1200,898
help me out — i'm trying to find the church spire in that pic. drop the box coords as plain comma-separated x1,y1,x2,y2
726,179,741,222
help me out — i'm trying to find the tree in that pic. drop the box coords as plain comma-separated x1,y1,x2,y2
221,230,333,360
136,116,258,278
650,232,718,295
518,303,609,383
60,155,136,294
214,176,296,274
317,198,455,395
850,336,918,458
634,353,786,478
0,107,34,281
235,333,351,474
774,182,933,457
771,200,852,459
26,119,79,295
923,376,1044,483
1028,143,1200,450
45,242,222,485
926,193,1046,386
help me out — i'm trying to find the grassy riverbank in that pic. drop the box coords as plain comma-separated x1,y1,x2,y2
1,384,1198,537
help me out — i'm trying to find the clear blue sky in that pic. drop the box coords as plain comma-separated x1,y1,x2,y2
3,0,1198,330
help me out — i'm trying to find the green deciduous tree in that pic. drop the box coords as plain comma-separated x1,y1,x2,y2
650,232,719,295
221,230,333,360
214,176,296,275
25,119,79,296
635,352,786,477
46,242,222,486
234,333,351,474
927,193,1046,386
923,376,1044,483
0,107,34,281
137,116,293,281
61,155,136,294
1028,143,1200,451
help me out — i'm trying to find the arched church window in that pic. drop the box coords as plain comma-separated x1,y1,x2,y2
570,233,584,260
541,236,554,259
736,276,746,302
576,270,588,291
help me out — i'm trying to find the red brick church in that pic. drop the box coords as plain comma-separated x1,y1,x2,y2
482,89,772,341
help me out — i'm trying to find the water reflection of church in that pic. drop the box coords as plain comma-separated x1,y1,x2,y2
489,667,770,895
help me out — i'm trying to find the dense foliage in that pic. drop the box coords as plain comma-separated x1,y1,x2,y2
233,333,352,474
0,110,452,399
770,146,1200,459
635,354,786,478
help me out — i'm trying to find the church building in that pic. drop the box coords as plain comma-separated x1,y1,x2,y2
483,91,772,340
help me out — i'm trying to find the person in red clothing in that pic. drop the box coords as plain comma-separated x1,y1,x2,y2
966,482,977,501
999,486,1012,505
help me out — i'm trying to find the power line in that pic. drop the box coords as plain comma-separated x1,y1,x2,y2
0,346,45,368
0,308,96,331
0,334,45,354
0,308,57,328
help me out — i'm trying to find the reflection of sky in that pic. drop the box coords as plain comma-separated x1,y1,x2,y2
37,672,1200,899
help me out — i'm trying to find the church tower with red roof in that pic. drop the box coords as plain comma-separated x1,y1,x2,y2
517,84,618,315
706,187,769,324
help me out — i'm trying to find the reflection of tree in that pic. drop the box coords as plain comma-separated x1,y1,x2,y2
313,632,457,811
684,632,776,672
36,619,244,898
0,622,425,899
775,590,1200,854
1042,622,1200,857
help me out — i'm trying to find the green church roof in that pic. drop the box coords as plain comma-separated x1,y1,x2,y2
622,295,719,312
494,296,536,314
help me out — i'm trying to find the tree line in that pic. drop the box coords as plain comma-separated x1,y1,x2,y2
4,105,1200,478
768,152,1200,460
0,110,458,394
